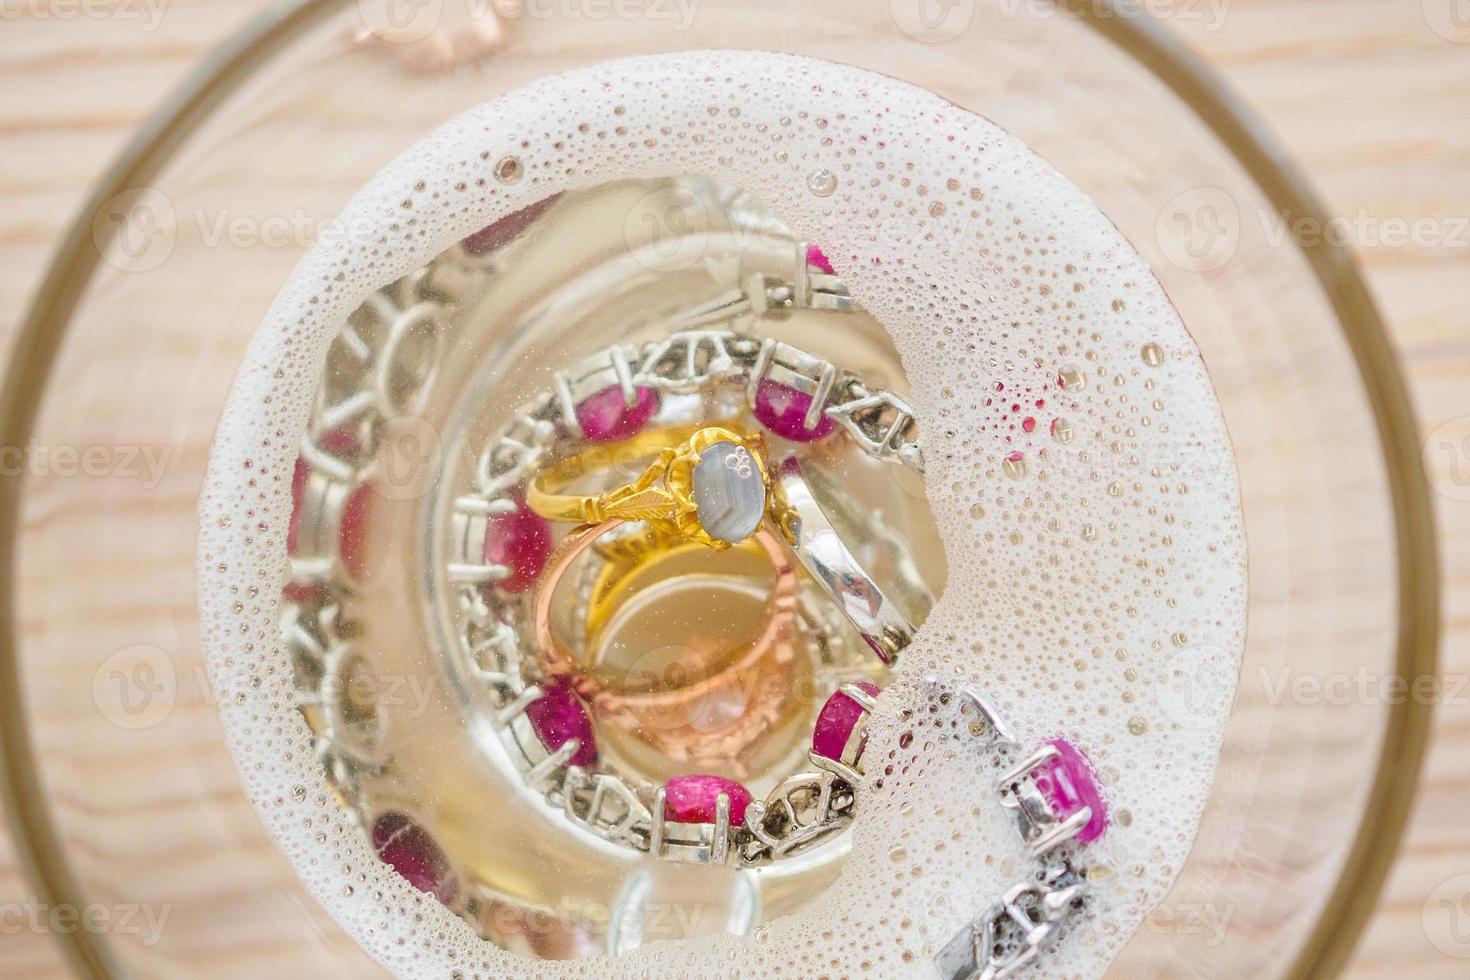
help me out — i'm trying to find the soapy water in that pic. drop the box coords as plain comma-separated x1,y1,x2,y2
197,50,1245,977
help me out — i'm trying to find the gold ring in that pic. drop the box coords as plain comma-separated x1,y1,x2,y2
526,425,775,550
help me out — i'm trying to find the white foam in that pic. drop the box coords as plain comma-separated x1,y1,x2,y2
197,50,1246,977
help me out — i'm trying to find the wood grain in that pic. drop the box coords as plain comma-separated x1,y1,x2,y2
0,1,1466,977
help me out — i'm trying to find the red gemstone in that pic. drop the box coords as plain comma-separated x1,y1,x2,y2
286,456,309,555
482,496,553,594
575,384,660,443
281,581,322,604
371,812,457,903
812,682,880,762
524,681,597,767
663,775,752,825
1033,738,1109,844
805,244,835,274
317,423,360,457
461,194,560,255
752,379,837,443
338,483,372,580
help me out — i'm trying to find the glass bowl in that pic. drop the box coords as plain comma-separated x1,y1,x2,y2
1,1,1437,978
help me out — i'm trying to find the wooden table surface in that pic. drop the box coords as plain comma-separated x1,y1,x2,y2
1,1,1465,976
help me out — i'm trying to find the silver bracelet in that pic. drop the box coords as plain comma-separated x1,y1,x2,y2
933,682,1109,980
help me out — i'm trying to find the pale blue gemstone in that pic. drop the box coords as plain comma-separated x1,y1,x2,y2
693,442,766,543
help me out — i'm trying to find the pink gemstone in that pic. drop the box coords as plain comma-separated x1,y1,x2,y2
1034,738,1109,844
482,496,553,594
524,681,597,768
663,775,752,825
805,244,835,275
811,682,880,762
752,379,837,443
575,384,660,443
371,812,457,903
338,483,371,580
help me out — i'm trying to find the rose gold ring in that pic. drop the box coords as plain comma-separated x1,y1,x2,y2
532,517,799,766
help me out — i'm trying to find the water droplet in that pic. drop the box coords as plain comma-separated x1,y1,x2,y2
1141,342,1165,367
1127,716,1148,735
1002,452,1027,480
807,168,837,197
1058,366,1087,391
493,155,523,184
1050,418,1074,443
